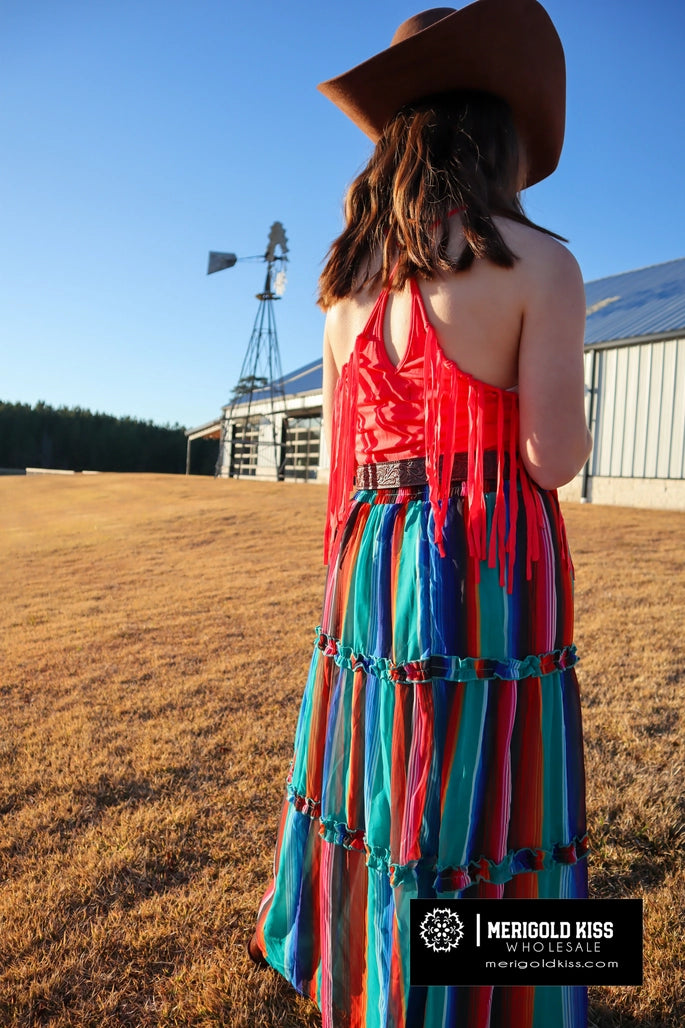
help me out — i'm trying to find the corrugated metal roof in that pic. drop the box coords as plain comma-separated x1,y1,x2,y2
584,257,685,345
224,357,323,407
222,258,685,408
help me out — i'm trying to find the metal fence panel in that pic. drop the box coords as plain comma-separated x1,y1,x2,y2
283,415,321,481
229,421,260,477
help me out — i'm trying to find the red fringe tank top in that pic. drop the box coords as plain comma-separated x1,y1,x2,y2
324,277,570,592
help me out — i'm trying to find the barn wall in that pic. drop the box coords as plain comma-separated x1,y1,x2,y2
589,336,685,480
558,335,685,511
219,392,325,481
558,475,685,508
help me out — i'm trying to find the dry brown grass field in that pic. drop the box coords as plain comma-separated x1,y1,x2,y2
0,473,683,1028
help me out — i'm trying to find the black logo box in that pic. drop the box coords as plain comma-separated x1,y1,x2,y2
410,899,643,986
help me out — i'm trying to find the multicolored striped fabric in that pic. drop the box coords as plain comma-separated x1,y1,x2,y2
255,481,589,1028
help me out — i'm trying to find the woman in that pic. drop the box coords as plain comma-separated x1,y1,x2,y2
251,3,592,1026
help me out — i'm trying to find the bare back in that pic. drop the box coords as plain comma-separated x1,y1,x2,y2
323,215,592,490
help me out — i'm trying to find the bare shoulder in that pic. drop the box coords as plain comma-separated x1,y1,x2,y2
496,217,584,293
324,289,380,371
323,298,348,336
324,297,355,353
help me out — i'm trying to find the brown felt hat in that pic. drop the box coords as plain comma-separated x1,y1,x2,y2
317,0,566,187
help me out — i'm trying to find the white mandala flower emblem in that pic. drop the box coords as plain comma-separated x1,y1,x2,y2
420,907,464,952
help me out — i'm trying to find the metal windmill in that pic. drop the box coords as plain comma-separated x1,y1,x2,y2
208,222,289,479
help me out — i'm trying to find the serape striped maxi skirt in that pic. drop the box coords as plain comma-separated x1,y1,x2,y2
255,482,589,1028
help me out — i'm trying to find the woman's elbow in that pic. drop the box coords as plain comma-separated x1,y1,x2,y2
521,429,593,490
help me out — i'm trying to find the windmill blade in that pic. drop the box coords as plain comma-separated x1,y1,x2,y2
207,251,238,275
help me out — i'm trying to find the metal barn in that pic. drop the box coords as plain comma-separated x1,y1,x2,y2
559,257,685,509
188,257,685,511
187,360,326,482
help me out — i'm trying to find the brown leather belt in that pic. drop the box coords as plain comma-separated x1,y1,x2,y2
354,452,502,489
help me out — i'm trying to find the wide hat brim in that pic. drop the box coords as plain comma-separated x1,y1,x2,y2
317,0,565,188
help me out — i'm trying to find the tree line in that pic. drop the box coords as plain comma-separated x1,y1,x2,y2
0,401,218,475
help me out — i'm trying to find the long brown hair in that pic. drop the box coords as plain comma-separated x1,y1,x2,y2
318,90,565,309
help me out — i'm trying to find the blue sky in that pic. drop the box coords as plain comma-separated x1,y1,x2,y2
2,0,684,429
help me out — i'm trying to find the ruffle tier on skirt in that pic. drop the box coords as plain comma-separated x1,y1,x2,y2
255,483,589,1028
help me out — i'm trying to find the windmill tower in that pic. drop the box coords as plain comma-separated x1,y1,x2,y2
208,222,289,479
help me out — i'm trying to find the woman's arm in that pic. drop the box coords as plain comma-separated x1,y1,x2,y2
517,241,592,489
322,318,339,457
